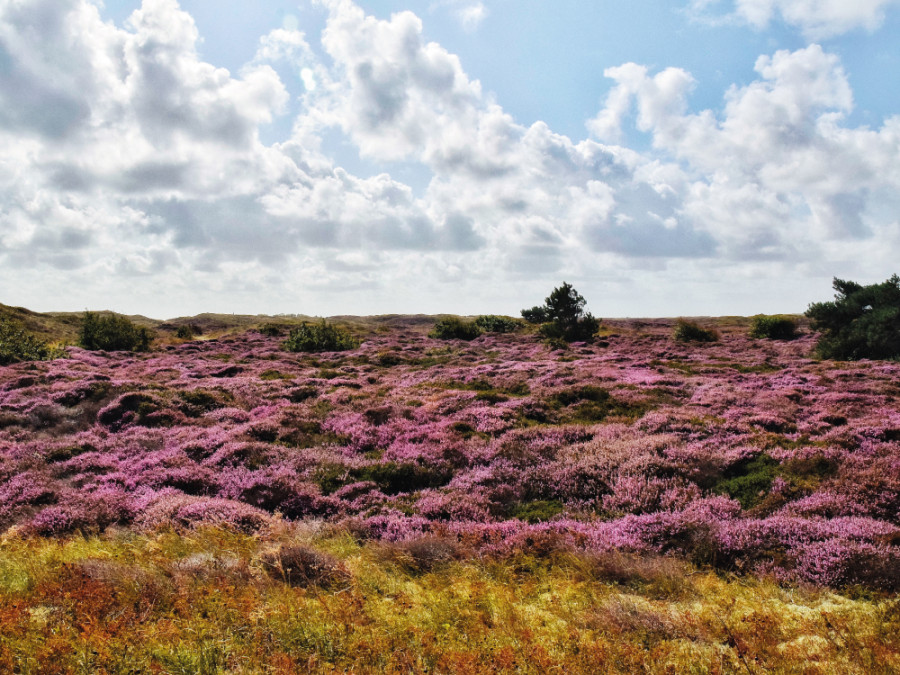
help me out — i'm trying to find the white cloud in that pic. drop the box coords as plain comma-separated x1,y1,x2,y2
303,0,713,266
455,2,487,31
314,0,486,164
429,0,488,31
0,0,898,318
589,44,900,259
692,0,900,38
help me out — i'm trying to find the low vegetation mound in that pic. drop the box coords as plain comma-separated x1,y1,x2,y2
283,320,359,353
749,314,798,340
474,315,521,333
673,319,719,343
429,317,482,340
79,311,153,351
175,324,201,340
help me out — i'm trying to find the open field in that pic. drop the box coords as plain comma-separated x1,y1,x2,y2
0,315,898,672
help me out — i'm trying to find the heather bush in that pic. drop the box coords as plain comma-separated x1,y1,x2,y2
79,311,154,351
0,318,63,365
429,316,482,340
749,315,798,340
135,493,272,533
231,472,337,519
806,275,900,360
474,314,521,333
549,385,648,423
283,320,359,353
0,313,898,599
97,392,164,431
287,386,319,403
27,494,131,535
177,388,231,417
673,319,718,343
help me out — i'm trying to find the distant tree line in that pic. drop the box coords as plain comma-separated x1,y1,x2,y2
2,276,900,364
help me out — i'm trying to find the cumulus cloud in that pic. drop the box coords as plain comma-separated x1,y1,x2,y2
691,0,900,38
304,0,714,266
588,45,900,258
313,0,486,164
0,0,898,317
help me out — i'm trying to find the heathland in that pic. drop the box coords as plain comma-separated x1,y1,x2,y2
0,305,897,673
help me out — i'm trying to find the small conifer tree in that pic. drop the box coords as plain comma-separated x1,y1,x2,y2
521,282,599,342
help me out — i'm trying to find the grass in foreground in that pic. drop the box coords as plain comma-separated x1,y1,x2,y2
0,525,896,674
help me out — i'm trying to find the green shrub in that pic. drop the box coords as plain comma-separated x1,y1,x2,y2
175,325,196,340
713,453,778,509
353,461,452,494
510,500,565,523
429,317,482,341
78,312,153,351
0,319,64,365
258,323,283,337
749,315,797,340
474,315,521,333
283,320,359,353
521,306,548,324
522,282,600,342
673,320,718,343
806,275,900,360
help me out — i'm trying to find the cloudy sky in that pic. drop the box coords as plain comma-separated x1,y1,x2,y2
1,0,899,318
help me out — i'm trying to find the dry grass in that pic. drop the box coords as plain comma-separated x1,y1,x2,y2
0,525,896,674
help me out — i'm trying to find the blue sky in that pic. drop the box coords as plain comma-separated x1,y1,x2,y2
1,0,899,318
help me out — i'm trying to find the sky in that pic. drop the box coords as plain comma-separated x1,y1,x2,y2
1,0,899,319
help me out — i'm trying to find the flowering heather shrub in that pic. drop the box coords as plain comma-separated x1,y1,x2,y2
1,318,899,590
0,472,57,526
134,491,272,533
97,392,164,431
27,491,131,535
